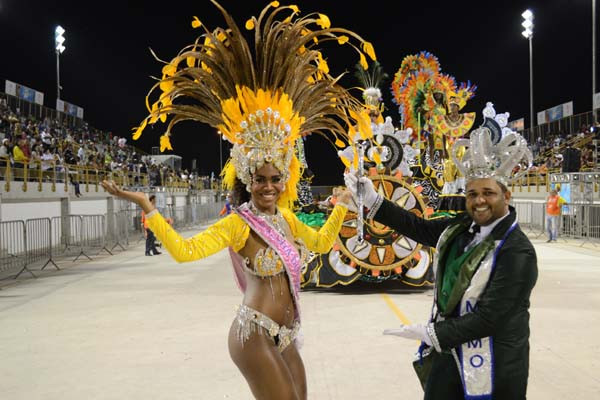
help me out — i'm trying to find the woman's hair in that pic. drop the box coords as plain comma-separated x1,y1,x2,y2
232,177,250,207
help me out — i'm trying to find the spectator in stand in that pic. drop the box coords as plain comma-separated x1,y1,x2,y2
40,129,52,149
545,189,566,243
30,144,42,166
561,144,581,173
63,145,76,165
20,135,31,160
41,147,55,171
12,138,28,169
0,138,9,161
77,143,86,164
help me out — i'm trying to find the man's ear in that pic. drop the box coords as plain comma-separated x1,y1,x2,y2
504,190,512,205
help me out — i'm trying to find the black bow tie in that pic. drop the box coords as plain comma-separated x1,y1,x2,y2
468,224,481,234
456,224,480,255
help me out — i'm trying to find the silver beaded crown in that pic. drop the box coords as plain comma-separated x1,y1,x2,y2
451,103,532,185
229,107,293,191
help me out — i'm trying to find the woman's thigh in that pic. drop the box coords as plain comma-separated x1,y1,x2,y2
281,342,307,400
228,323,301,400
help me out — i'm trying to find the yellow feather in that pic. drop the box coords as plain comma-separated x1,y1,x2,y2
191,16,202,29
277,155,300,209
221,159,237,190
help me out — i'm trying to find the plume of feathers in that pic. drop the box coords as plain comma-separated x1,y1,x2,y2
132,0,377,208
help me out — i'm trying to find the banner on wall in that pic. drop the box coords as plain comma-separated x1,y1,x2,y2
4,80,44,105
537,101,574,125
508,118,524,131
56,99,84,119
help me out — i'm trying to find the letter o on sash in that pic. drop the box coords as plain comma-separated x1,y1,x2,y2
470,355,484,368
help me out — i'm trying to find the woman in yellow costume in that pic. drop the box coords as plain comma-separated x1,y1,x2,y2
101,1,375,399
432,84,476,139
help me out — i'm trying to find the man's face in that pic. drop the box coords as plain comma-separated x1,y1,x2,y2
465,178,511,226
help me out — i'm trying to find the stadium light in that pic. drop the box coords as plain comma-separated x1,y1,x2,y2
594,0,597,124
521,10,534,131
55,25,66,100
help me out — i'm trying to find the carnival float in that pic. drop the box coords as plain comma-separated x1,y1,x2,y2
298,52,521,289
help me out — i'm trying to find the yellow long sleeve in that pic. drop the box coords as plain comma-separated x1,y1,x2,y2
283,204,348,253
145,211,249,263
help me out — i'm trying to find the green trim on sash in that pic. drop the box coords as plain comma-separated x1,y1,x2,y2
438,241,477,313
442,236,496,316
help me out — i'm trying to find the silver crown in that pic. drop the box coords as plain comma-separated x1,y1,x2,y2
451,103,532,185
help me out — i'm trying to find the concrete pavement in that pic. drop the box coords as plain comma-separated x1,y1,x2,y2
1,230,599,399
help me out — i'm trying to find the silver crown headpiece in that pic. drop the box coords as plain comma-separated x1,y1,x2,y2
451,104,532,185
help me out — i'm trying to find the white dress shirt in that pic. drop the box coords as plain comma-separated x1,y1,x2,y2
464,210,510,252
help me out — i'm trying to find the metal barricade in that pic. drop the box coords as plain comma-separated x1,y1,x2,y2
513,200,600,245
561,204,600,246
80,215,112,259
561,204,583,240
0,220,28,278
24,218,59,276
586,204,600,245
2,199,225,281
109,210,130,251
65,215,86,261
50,216,70,256
512,200,546,238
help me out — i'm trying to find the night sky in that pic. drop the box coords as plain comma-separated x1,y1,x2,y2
0,0,596,184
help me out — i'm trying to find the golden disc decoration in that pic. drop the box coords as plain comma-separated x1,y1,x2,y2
337,175,433,280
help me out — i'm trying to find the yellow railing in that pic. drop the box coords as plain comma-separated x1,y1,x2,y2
0,157,194,193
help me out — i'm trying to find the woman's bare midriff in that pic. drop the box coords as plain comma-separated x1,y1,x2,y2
242,271,295,326
236,230,297,328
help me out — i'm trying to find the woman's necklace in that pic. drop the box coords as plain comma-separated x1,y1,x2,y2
249,201,287,238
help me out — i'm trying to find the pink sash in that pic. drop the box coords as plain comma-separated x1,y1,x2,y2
230,203,302,320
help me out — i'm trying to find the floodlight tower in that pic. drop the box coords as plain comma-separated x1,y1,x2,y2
55,25,66,100
521,10,534,131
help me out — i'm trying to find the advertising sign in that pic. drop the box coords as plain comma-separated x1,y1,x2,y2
5,80,44,105
537,101,574,124
508,118,524,131
56,98,84,119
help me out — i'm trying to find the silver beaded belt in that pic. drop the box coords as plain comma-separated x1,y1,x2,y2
235,304,300,352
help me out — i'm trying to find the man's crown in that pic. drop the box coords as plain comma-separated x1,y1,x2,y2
451,103,532,185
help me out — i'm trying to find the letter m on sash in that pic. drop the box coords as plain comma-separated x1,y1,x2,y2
465,300,477,313
467,338,482,348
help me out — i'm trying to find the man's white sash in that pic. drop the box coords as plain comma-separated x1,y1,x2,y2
450,221,518,400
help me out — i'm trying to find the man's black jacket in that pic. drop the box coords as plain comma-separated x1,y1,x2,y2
374,199,538,399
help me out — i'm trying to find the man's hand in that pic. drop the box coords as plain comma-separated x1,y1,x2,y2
343,173,380,210
383,324,432,346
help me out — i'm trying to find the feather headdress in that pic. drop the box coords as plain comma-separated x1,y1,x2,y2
354,61,388,111
132,0,376,208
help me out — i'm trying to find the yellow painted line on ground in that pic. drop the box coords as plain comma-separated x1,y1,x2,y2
381,293,412,325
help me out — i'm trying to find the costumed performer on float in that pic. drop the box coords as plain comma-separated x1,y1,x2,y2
102,1,377,399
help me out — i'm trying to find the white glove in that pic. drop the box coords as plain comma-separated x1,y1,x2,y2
382,324,432,346
343,173,380,210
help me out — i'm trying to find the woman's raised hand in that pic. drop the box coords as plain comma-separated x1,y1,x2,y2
101,180,155,212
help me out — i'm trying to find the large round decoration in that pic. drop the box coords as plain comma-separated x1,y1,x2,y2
364,133,404,172
337,175,430,275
